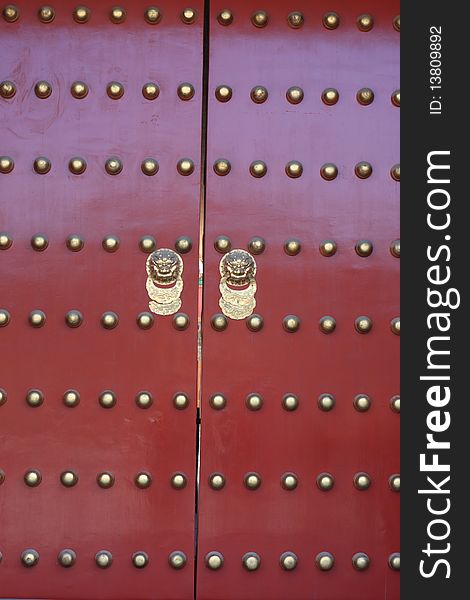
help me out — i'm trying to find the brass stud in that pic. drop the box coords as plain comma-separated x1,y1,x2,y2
99,390,117,409
246,393,263,411
63,389,80,408
286,86,304,104
97,471,114,488
173,392,189,410
178,82,195,101
355,240,373,257
0,80,16,99
181,8,196,24
105,157,123,175
21,549,39,567
142,82,160,100
145,7,162,25
173,312,190,330
354,394,371,412
65,310,83,328
141,158,159,176
0,232,12,250
391,89,400,107
0,309,11,327
29,310,46,328
356,88,374,106
246,314,264,332
389,474,400,492
138,236,156,253
102,235,120,252
316,552,334,571
318,394,335,411
319,240,337,257
60,470,78,487
58,549,76,567
101,311,118,330
280,552,298,571
135,391,153,409
389,552,400,570
209,393,226,410
319,316,336,333
66,235,84,252
390,164,400,181
282,393,299,412
137,312,154,330
215,85,232,102
24,469,42,487
211,313,228,332
242,552,261,571
217,9,233,26
135,472,152,488
35,80,52,99
316,472,335,491
284,239,301,256
175,236,192,254
38,6,55,23
286,161,303,178
106,81,124,100
73,6,90,24
391,317,400,335
281,472,298,491
354,472,371,490
357,14,374,32
0,388,7,406
26,389,44,408
171,472,187,489
169,551,187,569
247,236,265,254
132,552,149,568
177,158,195,176
323,12,339,30
33,156,51,174
31,234,48,251
206,552,224,570
390,395,400,413
69,157,87,175
355,161,373,179
393,15,400,32
352,552,370,570
209,472,225,490
0,156,14,174
320,163,338,181
287,11,303,29
251,10,268,28
355,316,373,334
213,158,231,176
110,6,126,23
214,235,231,253
283,315,300,333
95,550,113,568
2,5,19,22
321,88,339,106
244,472,261,490
250,86,268,104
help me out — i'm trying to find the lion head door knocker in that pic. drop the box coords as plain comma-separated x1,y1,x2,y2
219,249,257,320
146,249,184,316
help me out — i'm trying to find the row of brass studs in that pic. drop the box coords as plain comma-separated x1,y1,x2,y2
1,6,197,25
204,551,400,572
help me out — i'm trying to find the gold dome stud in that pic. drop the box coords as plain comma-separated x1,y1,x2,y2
242,552,261,571
280,552,298,571
33,156,51,174
283,315,300,333
38,6,55,23
319,240,337,257
2,5,20,22
217,9,233,26
141,158,159,176
209,472,225,490
389,552,400,570
73,6,90,24
21,549,39,567
0,309,11,327
246,314,264,332
31,234,48,251
318,393,335,411
389,474,400,492
390,395,400,413
209,393,226,410
319,315,336,333
63,389,80,408
214,235,231,253
390,164,400,181
282,393,299,411
355,240,373,257
316,552,334,571
24,469,42,486
286,86,304,105
99,390,117,408
97,471,114,488
391,317,400,335
321,88,339,106
58,549,76,567
250,86,268,104
173,392,189,410
0,232,13,250
69,157,87,175
29,310,46,328
251,10,268,28
102,235,120,252
139,236,156,253
213,158,231,176
352,552,370,570
95,551,113,568
65,310,83,328
316,472,335,491
60,470,78,487
173,312,190,330
175,236,192,254
354,394,371,412
0,388,7,406
142,82,160,100
35,80,52,99
248,236,265,254
181,8,196,24
206,552,224,570
246,393,263,411
287,11,304,28
391,89,400,107
357,14,374,32
211,313,228,332
355,161,373,179
215,85,232,102
286,161,303,178
281,472,298,491
244,472,261,490
171,472,187,489
106,81,124,100
356,88,374,106
145,7,162,25
105,157,123,175
177,82,195,101
169,551,187,569
320,163,338,181
355,316,373,333
135,391,153,409
177,158,195,176
110,6,126,23
101,311,118,330
0,80,16,99
393,15,400,32
132,552,149,569
137,312,154,330
0,156,14,174
135,472,152,489
323,12,340,29
26,389,44,407
354,472,371,490
284,239,301,256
